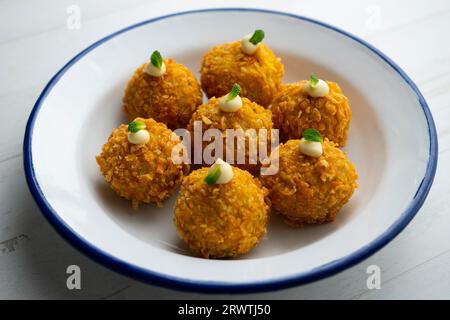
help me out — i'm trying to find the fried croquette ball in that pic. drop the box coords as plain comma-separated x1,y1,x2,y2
271,81,352,146
261,139,357,227
200,41,284,107
174,167,269,258
96,118,189,209
187,97,273,174
123,59,203,129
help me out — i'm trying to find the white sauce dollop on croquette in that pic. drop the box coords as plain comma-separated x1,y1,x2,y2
128,130,150,144
144,61,166,77
241,34,259,55
299,138,323,157
219,94,243,112
304,79,329,98
210,158,234,184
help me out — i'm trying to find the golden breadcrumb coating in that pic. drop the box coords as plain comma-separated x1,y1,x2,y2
96,118,189,209
271,81,352,146
261,139,357,227
187,97,273,174
123,59,203,130
174,167,270,258
200,41,284,107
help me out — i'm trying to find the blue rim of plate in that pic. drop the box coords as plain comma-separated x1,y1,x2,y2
23,7,438,293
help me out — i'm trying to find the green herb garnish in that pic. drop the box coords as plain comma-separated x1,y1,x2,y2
309,73,319,87
303,128,323,143
204,165,221,185
128,120,146,133
249,29,265,45
150,50,163,69
227,83,241,101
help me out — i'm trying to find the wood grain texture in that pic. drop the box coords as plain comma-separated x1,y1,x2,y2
0,0,449,299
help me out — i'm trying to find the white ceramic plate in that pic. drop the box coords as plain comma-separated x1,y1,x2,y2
24,8,438,293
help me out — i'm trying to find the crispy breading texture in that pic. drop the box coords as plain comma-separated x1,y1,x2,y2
174,167,270,258
96,118,189,209
200,41,284,107
271,81,352,146
123,59,203,130
261,139,358,227
187,97,273,174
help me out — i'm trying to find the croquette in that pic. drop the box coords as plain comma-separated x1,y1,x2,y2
200,41,284,107
123,59,203,130
271,81,352,146
96,117,189,209
174,167,269,258
187,96,273,174
261,139,357,227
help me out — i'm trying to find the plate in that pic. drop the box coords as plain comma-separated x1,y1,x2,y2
23,8,438,293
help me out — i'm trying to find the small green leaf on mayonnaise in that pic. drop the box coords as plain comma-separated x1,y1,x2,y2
309,73,319,88
150,50,163,70
303,128,323,143
128,120,146,133
249,29,265,45
227,83,241,101
204,165,221,185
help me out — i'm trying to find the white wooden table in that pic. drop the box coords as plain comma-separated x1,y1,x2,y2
1,0,449,299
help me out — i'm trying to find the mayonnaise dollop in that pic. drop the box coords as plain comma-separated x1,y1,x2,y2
299,138,323,157
209,158,234,184
304,79,329,98
144,61,166,77
219,94,242,112
241,34,260,55
128,130,150,144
